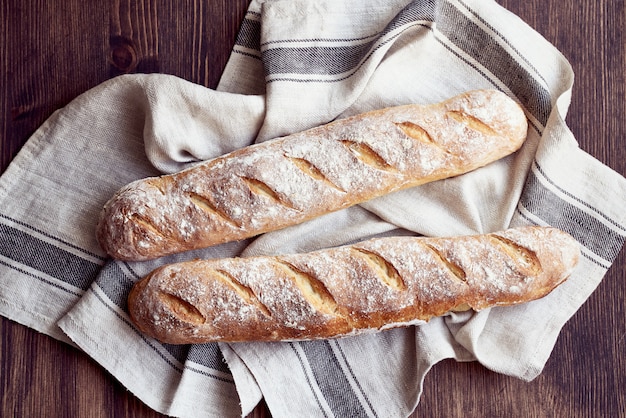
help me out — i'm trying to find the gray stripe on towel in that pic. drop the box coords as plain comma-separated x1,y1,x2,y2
297,340,374,418
0,222,100,291
520,167,626,264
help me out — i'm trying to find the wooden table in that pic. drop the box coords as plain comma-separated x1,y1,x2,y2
1,1,624,416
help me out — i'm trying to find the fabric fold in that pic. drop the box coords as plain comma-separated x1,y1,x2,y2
0,1,625,417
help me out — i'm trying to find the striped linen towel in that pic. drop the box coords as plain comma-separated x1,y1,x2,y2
1,0,625,417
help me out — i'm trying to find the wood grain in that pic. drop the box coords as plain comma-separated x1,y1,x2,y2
0,1,624,417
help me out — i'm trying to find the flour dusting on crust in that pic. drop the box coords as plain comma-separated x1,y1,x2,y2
97,90,528,261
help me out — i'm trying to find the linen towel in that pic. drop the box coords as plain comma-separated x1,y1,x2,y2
1,0,625,417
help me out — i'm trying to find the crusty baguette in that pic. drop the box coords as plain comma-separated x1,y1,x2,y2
127,226,579,344
97,89,528,261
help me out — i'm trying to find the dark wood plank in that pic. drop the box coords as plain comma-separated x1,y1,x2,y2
0,0,624,417
1,0,109,169
109,0,248,83
0,321,166,417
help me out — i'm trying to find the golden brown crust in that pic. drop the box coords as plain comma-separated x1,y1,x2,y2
97,89,528,261
127,226,580,344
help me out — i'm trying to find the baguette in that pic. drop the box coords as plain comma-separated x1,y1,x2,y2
127,226,579,344
96,89,528,261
